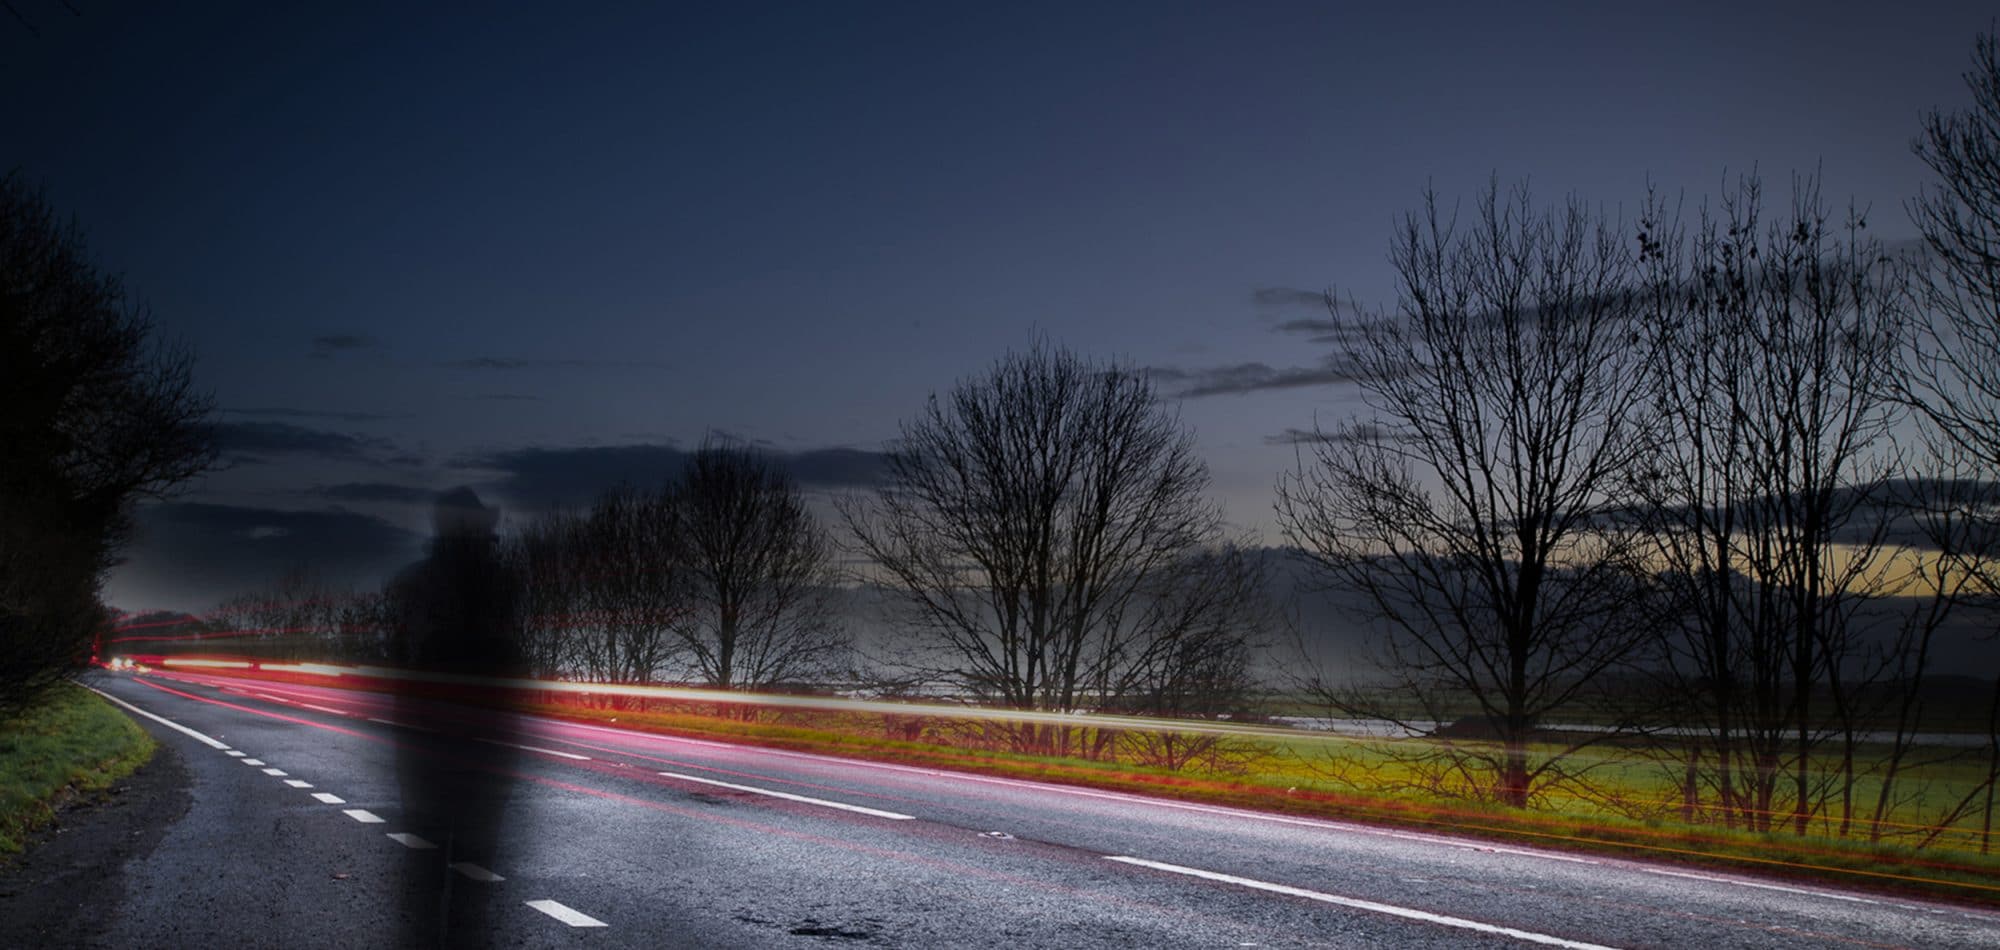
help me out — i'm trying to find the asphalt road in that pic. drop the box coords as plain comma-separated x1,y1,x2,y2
58,670,2000,949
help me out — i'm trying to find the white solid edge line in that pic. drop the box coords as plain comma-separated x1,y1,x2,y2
1105,856,1619,950
452,863,505,882
657,770,914,820
85,686,230,750
526,899,608,927
343,809,384,823
387,832,436,849
312,792,346,804
476,738,590,760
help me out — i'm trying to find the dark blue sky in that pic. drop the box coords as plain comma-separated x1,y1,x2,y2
6,1,1993,611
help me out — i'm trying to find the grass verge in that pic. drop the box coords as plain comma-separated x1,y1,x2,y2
0,681,156,855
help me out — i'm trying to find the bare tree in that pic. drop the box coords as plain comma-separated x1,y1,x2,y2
1277,182,1656,808
1906,29,2000,471
842,342,1257,755
511,487,682,685
1,172,213,712
668,443,848,691
1103,544,1268,771
1904,28,2000,850
1634,173,1907,834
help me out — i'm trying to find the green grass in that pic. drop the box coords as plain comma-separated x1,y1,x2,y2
0,681,156,854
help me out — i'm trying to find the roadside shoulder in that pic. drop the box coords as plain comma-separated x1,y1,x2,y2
0,712,192,947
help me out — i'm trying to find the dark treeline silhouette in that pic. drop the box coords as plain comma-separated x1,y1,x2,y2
511,441,851,696
0,172,213,714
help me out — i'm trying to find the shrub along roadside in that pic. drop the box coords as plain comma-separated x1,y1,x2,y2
0,681,155,854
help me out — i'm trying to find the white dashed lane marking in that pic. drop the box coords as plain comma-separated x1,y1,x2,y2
1105,856,1616,950
478,738,590,760
452,863,504,882
526,899,607,928
94,685,547,923
656,770,914,820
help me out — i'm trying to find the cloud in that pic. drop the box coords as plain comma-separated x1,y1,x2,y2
446,357,532,370
223,406,407,423
441,356,673,371
1264,423,1408,446
311,482,439,504
210,421,397,464
108,503,422,613
463,442,895,510
784,448,892,487
1150,354,1384,398
1595,478,2000,552
1252,287,1327,309
310,333,378,357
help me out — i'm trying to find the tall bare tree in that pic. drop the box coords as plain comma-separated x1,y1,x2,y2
668,443,848,691
1634,174,1907,834
1906,29,2000,470
843,342,1257,754
1277,182,1656,808
1904,28,2000,850
1,173,213,712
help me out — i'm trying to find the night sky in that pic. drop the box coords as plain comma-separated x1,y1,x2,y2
6,1,1993,612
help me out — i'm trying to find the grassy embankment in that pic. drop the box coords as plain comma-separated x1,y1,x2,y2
0,682,155,854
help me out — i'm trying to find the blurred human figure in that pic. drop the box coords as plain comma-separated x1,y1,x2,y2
386,487,526,946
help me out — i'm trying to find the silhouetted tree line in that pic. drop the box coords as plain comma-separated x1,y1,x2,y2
510,443,851,693
207,569,390,662
1281,31,2000,849
0,173,212,714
